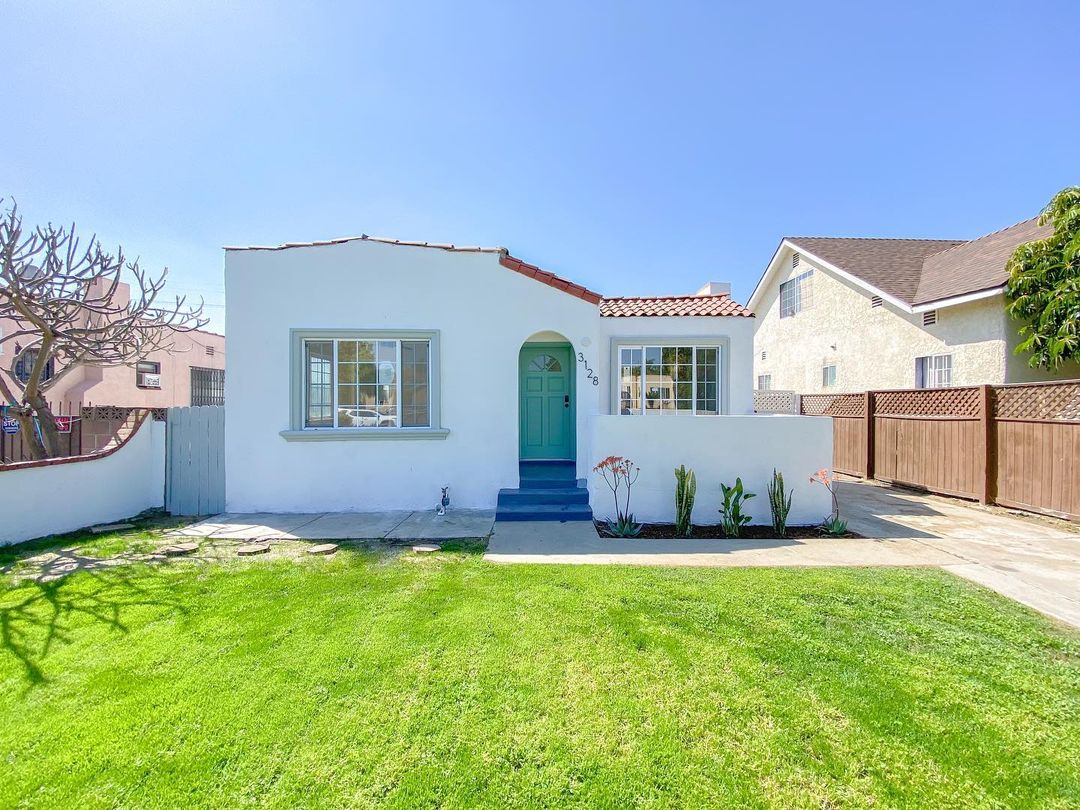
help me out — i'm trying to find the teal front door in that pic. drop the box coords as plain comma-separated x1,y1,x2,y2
519,344,574,460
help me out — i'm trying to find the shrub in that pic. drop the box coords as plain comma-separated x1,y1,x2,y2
718,477,755,538
674,465,697,537
767,469,792,538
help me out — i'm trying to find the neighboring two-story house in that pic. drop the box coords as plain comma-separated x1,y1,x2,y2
748,218,1080,393
1,279,226,413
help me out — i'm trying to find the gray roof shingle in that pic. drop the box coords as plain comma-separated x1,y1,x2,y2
785,217,1051,307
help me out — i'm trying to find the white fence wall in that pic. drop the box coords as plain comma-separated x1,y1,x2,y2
588,415,833,526
753,390,800,414
0,418,166,546
166,406,225,516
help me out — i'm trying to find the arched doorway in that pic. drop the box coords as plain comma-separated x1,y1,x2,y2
518,341,575,461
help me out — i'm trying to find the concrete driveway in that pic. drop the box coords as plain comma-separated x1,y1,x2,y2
486,481,1080,628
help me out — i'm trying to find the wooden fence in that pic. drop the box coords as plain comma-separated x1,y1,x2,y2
800,380,1080,522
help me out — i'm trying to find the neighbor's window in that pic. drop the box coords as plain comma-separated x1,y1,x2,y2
14,348,55,384
618,345,720,415
303,337,431,429
915,354,952,389
757,374,771,390
779,269,813,318
822,365,837,388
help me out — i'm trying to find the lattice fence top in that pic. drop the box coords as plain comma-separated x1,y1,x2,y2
994,381,1080,421
800,393,865,417
874,387,981,418
81,406,167,422
753,390,799,414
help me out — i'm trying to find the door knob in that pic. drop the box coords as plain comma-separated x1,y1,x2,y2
564,394,570,408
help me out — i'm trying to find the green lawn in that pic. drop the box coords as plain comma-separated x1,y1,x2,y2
0,536,1077,808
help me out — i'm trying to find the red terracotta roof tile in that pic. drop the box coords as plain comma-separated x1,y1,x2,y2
499,255,603,305
600,295,753,318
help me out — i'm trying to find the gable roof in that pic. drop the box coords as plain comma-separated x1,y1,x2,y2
224,234,603,305
226,233,752,315
785,237,963,303
751,215,1052,314
914,218,1050,305
600,294,752,317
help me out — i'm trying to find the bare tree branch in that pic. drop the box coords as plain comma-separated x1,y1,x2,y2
0,198,207,458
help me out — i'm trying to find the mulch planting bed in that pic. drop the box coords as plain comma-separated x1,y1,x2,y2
596,522,862,540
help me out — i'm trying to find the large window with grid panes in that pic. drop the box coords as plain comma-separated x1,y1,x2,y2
618,345,721,415
302,337,431,429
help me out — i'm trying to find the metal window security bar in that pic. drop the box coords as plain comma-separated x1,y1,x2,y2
190,367,226,406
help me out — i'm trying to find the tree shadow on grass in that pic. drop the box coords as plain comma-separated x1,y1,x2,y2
0,565,188,687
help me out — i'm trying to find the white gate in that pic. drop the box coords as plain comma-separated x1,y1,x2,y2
166,406,225,516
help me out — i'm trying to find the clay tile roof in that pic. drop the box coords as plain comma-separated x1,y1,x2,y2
600,294,753,318
914,217,1051,305
785,237,964,304
499,255,603,305
223,234,605,305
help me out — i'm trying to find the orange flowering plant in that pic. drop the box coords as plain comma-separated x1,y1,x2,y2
809,468,847,535
593,456,642,537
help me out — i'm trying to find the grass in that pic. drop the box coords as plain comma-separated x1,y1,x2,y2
0,534,1077,808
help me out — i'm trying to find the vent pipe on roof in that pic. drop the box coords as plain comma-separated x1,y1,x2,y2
695,281,731,297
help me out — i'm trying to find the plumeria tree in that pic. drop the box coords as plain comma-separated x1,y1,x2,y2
1005,186,1080,370
0,200,206,459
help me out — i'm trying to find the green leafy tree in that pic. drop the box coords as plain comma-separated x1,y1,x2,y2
1005,186,1080,370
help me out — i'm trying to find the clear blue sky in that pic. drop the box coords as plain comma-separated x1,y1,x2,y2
2,1,1077,331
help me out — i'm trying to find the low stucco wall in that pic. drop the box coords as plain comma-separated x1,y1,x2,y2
588,415,833,526
0,418,166,546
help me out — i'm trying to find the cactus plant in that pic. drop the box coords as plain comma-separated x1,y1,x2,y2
674,465,697,537
767,468,792,538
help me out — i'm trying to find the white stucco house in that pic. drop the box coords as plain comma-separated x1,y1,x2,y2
749,218,1080,393
224,236,832,525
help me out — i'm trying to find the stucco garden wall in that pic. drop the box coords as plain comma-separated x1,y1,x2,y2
0,418,165,546
588,414,833,526
753,248,1011,392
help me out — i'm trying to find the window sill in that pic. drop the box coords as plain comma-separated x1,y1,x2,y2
279,428,450,442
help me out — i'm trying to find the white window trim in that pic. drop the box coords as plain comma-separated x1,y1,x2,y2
607,336,730,416
822,364,837,388
282,328,447,441
779,269,813,318
915,353,953,389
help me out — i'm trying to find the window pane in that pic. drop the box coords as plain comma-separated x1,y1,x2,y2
620,359,642,415
304,341,333,427
401,340,431,426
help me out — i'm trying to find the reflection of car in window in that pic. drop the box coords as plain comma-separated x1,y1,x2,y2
337,408,397,427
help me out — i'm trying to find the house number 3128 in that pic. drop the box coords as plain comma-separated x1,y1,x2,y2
577,352,599,386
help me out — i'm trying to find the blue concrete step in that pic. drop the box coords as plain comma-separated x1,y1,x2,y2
495,503,594,522
518,460,579,489
498,487,590,507
499,461,592,521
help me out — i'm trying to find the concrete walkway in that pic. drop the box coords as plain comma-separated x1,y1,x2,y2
486,481,1080,628
168,509,496,541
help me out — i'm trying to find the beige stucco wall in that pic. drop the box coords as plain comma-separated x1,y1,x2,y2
753,246,1015,393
